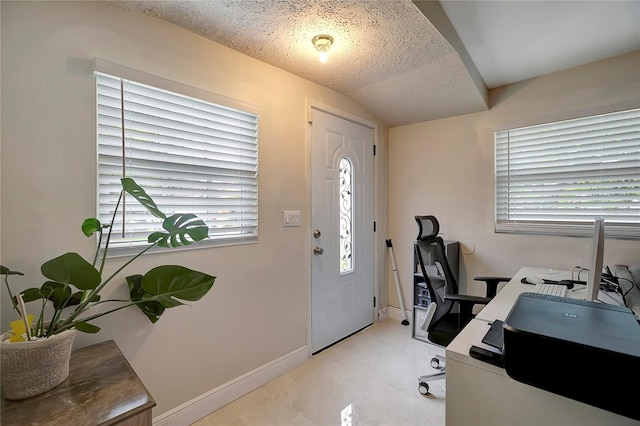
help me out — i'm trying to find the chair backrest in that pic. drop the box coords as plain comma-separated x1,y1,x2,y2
414,215,460,333
415,214,439,241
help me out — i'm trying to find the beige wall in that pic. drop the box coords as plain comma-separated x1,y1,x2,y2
0,1,388,416
388,51,640,311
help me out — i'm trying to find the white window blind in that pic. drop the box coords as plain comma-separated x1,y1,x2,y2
96,72,259,253
495,108,640,238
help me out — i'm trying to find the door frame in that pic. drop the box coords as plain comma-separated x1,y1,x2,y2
305,100,381,355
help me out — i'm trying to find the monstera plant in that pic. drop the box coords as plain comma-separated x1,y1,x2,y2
1,177,216,340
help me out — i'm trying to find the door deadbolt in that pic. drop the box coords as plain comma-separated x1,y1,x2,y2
313,247,324,255
313,230,321,238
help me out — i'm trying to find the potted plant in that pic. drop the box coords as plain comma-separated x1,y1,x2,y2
1,178,216,400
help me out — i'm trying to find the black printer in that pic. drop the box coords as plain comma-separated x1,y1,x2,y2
503,292,640,421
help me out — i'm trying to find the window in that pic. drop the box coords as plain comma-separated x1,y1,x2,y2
339,156,354,274
495,108,639,238
96,72,259,254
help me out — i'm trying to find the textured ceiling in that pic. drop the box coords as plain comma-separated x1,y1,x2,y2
97,0,487,127
95,0,639,127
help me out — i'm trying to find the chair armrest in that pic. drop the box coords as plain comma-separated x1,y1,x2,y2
444,294,492,305
474,276,512,298
444,294,493,328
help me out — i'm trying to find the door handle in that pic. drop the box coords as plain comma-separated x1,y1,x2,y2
313,247,324,255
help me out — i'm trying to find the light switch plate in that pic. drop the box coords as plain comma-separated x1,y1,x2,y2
283,210,301,227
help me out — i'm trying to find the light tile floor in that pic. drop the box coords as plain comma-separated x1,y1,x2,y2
192,318,446,426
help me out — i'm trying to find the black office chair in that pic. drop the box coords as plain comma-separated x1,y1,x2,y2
414,215,510,395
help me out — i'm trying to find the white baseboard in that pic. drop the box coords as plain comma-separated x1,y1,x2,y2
387,305,412,324
153,346,309,426
377,307,389,321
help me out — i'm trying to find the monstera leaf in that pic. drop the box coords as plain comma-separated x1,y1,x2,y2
148,214,209,248
138,265,215,309
121,178,208,247
127,274,166,323
121,177,166,220
68,290,100,306
16,287,46,303
74,322,101,333
41,282,72,310
41,253,101,291
81,218,104,237
1,266,24,277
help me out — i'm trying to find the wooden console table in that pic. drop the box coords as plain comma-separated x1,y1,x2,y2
1,340,155,425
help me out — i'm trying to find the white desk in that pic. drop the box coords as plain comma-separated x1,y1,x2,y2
445,266,639,426
474,266,625,322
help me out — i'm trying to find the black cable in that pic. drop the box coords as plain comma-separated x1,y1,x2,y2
573,266,589,282
614,277,637,308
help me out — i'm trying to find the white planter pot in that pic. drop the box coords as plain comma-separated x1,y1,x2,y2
1,328,76,400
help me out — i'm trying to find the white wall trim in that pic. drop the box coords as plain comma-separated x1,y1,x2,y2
387,305,411,325
153,346,309,426
377,306,389,321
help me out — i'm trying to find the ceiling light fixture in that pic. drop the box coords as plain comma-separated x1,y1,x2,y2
312,34,334,63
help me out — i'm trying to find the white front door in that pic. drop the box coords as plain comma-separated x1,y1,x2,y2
310,107,375,354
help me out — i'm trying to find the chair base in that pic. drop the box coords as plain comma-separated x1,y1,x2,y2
418,355,446,395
